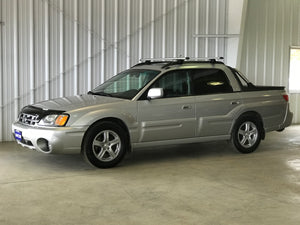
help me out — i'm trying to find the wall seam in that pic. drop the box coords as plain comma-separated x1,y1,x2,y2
194,0,199,58
215,0,220,57
87,0,92,91
162,0,166,58
29,0,35,104
184,0,188,57
100,0,105,83
59,0,64,97
114,0,118,75
150,0,154,58
263,0,268,85
44,0,50,100
73,0,78,95
280,0,285,86
13,0,19,120
205,0,209,57
271,2,277,86
173,0,177,57
126,0,131,67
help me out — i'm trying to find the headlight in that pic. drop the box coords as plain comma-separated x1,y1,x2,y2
38,114,69,127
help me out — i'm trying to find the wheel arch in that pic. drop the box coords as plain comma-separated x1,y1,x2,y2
81,117,132,153
231,111,265,140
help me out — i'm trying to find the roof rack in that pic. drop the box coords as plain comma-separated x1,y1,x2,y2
189,56,224,63
133,56,224,68
139,56,223,63
140,57,189,62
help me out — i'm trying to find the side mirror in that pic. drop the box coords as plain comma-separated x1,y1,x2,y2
147,88,164,100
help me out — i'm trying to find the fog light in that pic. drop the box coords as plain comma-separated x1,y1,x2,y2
37,138,50,153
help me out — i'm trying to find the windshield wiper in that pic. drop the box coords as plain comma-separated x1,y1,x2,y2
87,91,113,97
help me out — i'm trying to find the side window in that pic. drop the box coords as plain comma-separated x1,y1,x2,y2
151,70,191,98
230,68,250,90
190,69,233,95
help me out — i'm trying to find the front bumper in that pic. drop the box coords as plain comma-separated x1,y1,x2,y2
12,122,88,154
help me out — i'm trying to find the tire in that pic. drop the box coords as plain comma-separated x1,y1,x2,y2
232,116,262,154
82,121,128,168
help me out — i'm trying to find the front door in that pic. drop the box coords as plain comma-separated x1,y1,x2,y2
137,70,196,142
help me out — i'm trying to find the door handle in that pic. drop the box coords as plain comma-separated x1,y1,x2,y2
231,101,240,105
182,105,192,110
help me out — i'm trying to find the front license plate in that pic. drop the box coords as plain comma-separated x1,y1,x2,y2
14,130,22,141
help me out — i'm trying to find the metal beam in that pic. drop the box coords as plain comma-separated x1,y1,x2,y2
193,34,239,38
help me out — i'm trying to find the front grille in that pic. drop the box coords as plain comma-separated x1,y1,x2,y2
18,138,33,147
18,113,40,126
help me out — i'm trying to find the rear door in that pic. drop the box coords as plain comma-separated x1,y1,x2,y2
191,69,241,137
137,70,196,142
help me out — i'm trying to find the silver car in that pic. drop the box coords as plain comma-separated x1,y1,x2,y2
12,58,293,168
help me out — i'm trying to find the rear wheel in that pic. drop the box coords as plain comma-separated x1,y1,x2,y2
232,116,262,154
82,121,128,168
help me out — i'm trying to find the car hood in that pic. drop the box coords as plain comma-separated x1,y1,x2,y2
33,94,126,112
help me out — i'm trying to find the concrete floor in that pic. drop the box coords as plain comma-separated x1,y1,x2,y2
0,126,300,225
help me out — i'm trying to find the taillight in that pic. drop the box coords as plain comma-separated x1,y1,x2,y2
282,94,289,102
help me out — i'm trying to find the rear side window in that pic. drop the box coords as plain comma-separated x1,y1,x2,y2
190,69,233,95
230,67,250,90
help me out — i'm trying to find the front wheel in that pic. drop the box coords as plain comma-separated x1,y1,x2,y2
232,117,262,154
82,121,128,168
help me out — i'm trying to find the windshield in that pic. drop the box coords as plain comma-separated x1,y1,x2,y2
90,69,160,99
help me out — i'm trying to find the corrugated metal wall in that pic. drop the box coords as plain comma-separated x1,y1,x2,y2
239,0,300,124
0,0,2,141
0,0,233,142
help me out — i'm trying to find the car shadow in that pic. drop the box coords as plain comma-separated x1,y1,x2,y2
34,154,94,170
122,140,238,167
9,139,274,171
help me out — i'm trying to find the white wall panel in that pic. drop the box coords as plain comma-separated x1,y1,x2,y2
0,0,3,141
0,0,240,141
1,0,18,142
239,0,300,124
